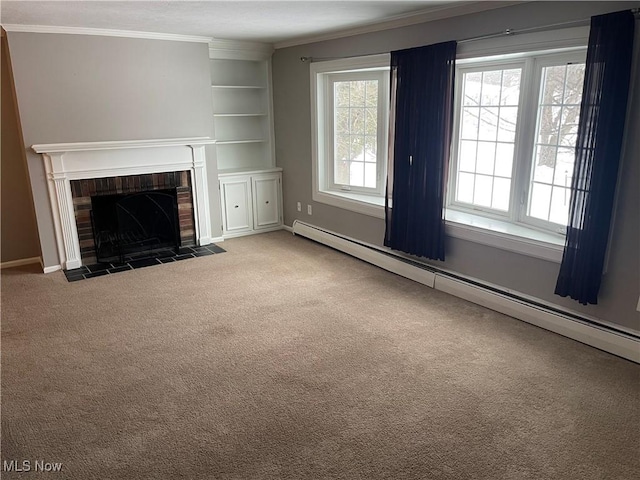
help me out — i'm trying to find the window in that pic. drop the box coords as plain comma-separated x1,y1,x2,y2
311,55,390,218
456,65,522,211
329,73,383,193
529,61,585,227
449,50,586,235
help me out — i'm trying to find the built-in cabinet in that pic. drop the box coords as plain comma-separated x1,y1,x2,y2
220,175,252,234
209,40,282,239
219,170,282,238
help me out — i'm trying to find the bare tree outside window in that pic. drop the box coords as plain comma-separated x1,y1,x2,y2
334,80,379,189
456,68,522,211
530,63,585,225
536,64,584,167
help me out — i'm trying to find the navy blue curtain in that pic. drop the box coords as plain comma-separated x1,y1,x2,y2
384,41,456,261
555,10,635,305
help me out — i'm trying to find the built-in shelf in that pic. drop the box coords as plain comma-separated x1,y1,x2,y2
209,46,281,238
210,54,274,173
213,113,267,117
216,139,266,145
211,85,266,89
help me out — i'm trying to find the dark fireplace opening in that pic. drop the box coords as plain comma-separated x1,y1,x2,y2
91,189,180,264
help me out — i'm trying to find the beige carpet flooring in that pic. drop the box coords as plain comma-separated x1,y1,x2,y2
1,230,639,479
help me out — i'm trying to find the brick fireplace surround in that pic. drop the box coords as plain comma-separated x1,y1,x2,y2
32,137,215,271
71,171,196,265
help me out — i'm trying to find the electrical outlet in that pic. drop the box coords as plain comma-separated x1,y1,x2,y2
296,202,301,212
307,204,312,215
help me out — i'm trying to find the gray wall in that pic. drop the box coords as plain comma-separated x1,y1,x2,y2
272,1,640,331
7,32,221,268
1,31,41,263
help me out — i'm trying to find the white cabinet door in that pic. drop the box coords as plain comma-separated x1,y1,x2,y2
252,175,281,230
220,178,252,234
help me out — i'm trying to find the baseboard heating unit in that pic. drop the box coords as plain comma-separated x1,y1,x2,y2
290,220,640,363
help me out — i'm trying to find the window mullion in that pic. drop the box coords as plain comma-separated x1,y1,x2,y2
512,57,538,224
377,71,384,195
448,71,464,207
472,72,483,205
327,77,335,191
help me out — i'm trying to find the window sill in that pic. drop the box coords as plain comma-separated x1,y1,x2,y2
444,209,565,263
311,191,565,263
313,189,385,219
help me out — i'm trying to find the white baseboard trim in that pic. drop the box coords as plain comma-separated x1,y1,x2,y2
291,220,639,363
222,225,284,240
43,264,62,274
0,256,41,270
211,236,225,243
282,224,294,233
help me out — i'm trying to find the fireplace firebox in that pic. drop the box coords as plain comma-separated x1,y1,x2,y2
71,171,196,266
91,189,180,263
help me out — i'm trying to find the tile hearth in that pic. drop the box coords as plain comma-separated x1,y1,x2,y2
63,244,226,282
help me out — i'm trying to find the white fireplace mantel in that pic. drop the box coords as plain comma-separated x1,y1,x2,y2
32,137,217,271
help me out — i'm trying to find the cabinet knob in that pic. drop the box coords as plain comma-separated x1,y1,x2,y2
234,205,239,208
265,201,269,204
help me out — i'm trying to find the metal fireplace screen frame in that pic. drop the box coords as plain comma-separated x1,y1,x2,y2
90,189,180,264
70,171,196,265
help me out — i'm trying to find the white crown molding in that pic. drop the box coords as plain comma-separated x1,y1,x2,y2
32,137,216,154
1,24,212,43
274,1,525,49
209,38,274,60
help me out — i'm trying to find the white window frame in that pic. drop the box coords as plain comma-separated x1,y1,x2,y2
523,53,587,233
447,48,587,237
311,54,390,219
307,27,594,262
326,71,387,196
448,58,529,220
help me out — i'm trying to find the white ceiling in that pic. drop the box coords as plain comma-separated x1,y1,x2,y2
1,0,483,46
